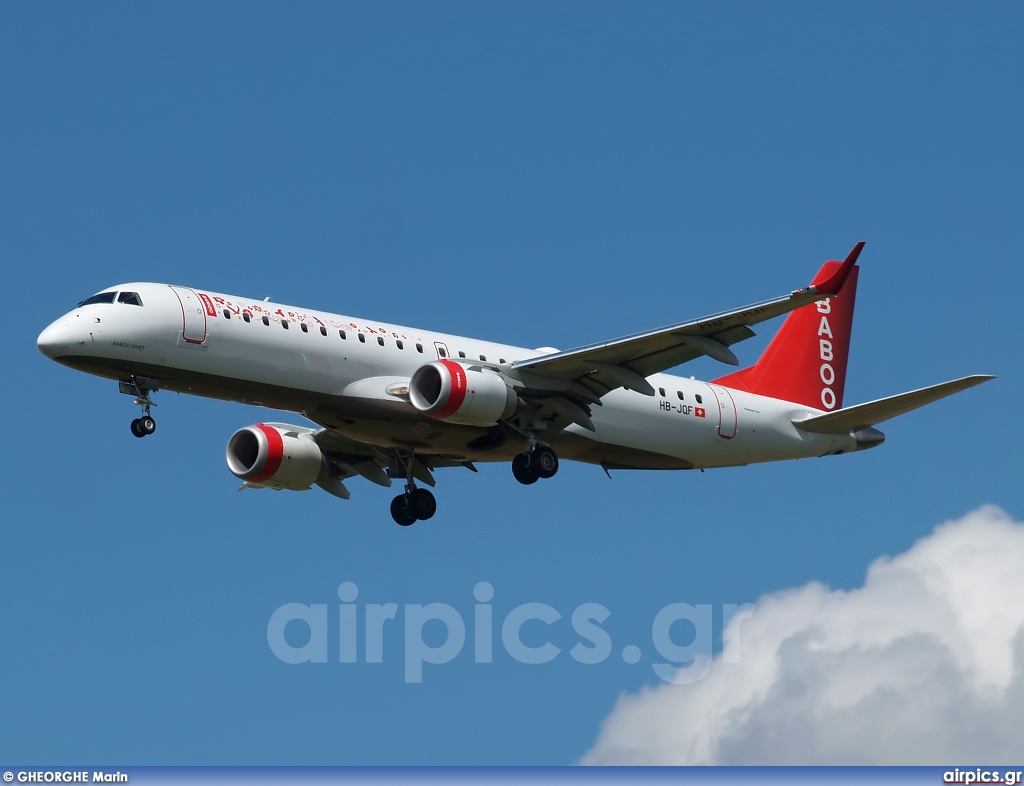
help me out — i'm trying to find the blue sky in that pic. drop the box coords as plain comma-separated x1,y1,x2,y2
2,1,1021,766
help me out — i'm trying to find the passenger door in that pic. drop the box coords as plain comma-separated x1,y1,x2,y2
170,286,208,344
708,383,738,439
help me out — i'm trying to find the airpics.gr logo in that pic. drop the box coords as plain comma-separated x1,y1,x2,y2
943,770,1023,785
267,581,755,684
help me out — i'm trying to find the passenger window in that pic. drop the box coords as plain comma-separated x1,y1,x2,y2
677,391,684,401
262,316,270,326
499,358,506,364
659,387,666,397
118,292,143,306
339,330,347,339
479,355,486,362
695,394,703,404
223,309,231,319
358,334,366,343
243,312,251,323
397,340,404,350
320,326,327,336
458,351,466,358
438,347,447,358
416,343,423,353
377,336,385,346
282,320,289,329
300,323,308,333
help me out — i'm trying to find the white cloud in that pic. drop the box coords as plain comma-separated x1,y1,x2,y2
582,505,1024,765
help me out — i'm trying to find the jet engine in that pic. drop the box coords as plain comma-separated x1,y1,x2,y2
409,360,517,426
226,423,329,490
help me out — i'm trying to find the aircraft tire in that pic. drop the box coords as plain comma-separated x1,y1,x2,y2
533,446,559,479
512,453,538,485
411,488,437,520
390,495,417,526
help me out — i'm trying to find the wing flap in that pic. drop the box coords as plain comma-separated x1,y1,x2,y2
793,375,995,434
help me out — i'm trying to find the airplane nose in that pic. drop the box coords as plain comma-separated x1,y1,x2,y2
37,320,69,359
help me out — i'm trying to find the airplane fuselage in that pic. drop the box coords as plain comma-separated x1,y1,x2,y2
37,282,856,472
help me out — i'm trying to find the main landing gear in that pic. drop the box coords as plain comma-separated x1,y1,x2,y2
124,377,158,439
389,450,437,526
511,444,559,485
390,488,437,527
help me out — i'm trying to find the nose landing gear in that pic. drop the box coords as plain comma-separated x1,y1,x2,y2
122,377,158,438
130,415,157,438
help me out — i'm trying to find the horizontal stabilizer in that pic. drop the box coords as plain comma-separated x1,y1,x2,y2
793,375,995,434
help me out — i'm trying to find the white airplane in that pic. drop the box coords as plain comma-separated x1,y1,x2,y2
37,243,992,525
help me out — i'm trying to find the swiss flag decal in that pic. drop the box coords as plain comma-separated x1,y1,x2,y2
695,407,706,418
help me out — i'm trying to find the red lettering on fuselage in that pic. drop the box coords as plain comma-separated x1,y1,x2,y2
196,293,418,340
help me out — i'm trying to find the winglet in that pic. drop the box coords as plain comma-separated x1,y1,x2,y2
810,241,864,296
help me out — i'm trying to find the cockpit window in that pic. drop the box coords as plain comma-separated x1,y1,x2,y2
118,292,143,306
78,292,117,307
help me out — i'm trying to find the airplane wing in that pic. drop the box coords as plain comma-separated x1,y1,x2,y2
236,420,477,500
511,243,863,401
792,375,995,434
310,422,476,494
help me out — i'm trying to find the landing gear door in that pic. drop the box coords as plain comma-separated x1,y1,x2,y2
170,286,209,344
708,383,738,439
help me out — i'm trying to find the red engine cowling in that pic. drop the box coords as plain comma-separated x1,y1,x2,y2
409,360,517,426
225,423,327,490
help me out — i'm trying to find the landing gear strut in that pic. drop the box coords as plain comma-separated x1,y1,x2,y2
124,377,158,439
389,450,437,526
511,444,559,485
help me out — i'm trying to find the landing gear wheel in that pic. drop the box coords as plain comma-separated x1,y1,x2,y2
533,446,559,479
388,449,440,525
125,378,158,439
390,495,417,526
512,452,539,485
410,488,437,521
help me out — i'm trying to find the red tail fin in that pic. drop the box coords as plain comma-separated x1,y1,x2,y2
712,261,859,411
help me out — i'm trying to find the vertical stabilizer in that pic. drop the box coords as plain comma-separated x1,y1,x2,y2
712,260,859,411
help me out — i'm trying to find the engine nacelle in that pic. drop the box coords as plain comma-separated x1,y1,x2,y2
226,423,328,491
409,360,518,426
